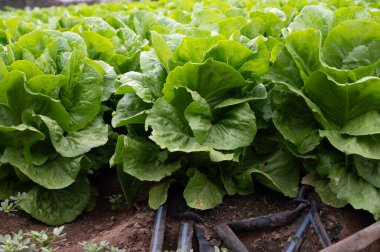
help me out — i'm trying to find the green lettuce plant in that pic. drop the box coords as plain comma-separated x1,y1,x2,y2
0,29,114,225
110,6,300,210
269,5,380,218
0,0,380,224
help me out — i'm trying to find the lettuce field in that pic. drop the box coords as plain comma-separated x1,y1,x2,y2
0,0,380,245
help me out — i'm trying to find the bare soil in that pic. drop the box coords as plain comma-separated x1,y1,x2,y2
0,170,379,252
0,170,155,252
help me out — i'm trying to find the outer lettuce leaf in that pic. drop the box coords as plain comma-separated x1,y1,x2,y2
203,40,254,69
34,115,108,158
320,130,380,159
174,36,223,64
288,5,333,39
331,6,371,28
17,176,92,225
328,166,380,220
116,50,166,103
0,59,8,79
1,148,83,190
305,72,380,126
111,136,143,207
321,20,380,73
241,11,283,39
213,86,266,109
220,150,255,196
120,136,182,181
192,103,256,150
112,94,151,127
60,60,104,131
184,90,256,150
0,70,26,112
272,86,321,154
27,75,67,99
271,81,332,130
147,92,256,154
93,60,117,102
117,72,159,103
339,110,380,136
220,165,254,196
0,124,45,149
285,29,321,80
217,16,247,38
183,90,213,142
309,178,348,208
9,60,45,79
133,10,156,40
81,31,114,60
14,30,59,58
151,31,175,72
0,178,29,201
183,168,225,210
248,150,300,198
163,60,246,106
353,155,380,188
267,47,303,89
117,164,142,208
1,68,103,133
0,45,15,67
140,49,167,87
77,17,116,38
304,151,380,219
149,179,174,210
146,97,209,153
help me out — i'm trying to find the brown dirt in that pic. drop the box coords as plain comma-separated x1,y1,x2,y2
163,185,380,252
0,170,155,252
1,172,379,252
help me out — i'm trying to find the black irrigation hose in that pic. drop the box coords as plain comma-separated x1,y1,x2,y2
310,202,331,248
294,185,312,204
149,188,330,252
177,221,194,252
214,203,308,252
178,210,205,223
227,203,309,232
214,224,249,252
284,202,331,252
195,225,214,252
284,212,312,252
150,206,211,252
149,204,167,252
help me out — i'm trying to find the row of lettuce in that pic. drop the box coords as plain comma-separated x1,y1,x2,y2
0,0,380,225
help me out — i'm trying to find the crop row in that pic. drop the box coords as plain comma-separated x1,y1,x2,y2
0,0,380,225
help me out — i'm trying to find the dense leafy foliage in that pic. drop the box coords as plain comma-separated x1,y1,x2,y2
0,0,380,224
